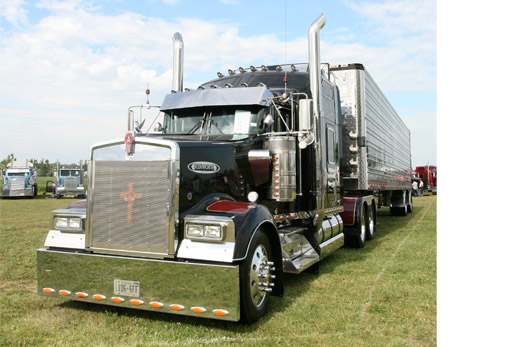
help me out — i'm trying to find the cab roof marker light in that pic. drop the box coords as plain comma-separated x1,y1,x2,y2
59,290,71,296
111,297,125,303
150,301,164,309
75,292,88,298
261,65,268,71
217,72,223,78
43,288,55,294
191,306,206,314
250,65,257,72
169,304,185,311
228,69,234,75
239,67,245,73
93,294,106,301
212,309,229,316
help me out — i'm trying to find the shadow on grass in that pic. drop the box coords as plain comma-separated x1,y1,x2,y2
55,197,431,333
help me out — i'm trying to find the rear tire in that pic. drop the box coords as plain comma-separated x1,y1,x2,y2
349,204,367,248
239,231,272,323
407,193,413,213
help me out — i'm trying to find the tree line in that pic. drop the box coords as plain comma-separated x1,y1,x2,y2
1,154,88,177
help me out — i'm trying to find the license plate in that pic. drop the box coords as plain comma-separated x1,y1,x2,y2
114,279,140,297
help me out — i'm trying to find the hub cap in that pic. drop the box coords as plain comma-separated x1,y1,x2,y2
249,244,271,307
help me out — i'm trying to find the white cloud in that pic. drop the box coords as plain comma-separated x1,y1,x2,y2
0,1,435,163
0,0,28,27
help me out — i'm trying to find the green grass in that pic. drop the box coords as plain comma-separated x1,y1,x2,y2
0,195,436,346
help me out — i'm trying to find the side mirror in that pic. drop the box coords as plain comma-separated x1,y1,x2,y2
298,99,315,148
154,122,164,132
298,99,313,131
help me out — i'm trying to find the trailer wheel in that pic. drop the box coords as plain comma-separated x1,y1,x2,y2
240,230,272,323
366,203,375,241
390,191,408,216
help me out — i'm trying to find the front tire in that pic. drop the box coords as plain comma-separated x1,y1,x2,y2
239,230,273,323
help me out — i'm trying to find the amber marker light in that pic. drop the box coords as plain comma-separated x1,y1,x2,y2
59,290,71,296
169,304,185,311
191,307,206,314
93,294,106,301
75,292,88,298
212,309,229,316
130,299,144,306
150,302,164,309
111,297,124,303
43,288,55,294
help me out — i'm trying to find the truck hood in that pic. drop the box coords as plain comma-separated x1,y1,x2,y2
176,140,244,213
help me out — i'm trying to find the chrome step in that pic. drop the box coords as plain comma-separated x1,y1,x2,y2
280,234,319,274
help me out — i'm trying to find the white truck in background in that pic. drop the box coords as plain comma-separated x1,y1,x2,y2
2,160,38,198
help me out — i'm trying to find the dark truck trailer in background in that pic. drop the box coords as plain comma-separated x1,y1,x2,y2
37,13,413,323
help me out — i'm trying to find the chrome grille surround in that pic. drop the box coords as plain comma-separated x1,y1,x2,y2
86,138,180,259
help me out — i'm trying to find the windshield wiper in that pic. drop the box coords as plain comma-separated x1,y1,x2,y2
208,118,224,134
187,120,203,134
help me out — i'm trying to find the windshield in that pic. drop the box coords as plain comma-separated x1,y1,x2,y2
60,170,81,177
6,171,29,177
163,105,266,139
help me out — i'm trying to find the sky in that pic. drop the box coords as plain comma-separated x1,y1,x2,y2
0,0,436,167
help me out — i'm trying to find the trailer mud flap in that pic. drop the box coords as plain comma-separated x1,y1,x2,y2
37,249,240,321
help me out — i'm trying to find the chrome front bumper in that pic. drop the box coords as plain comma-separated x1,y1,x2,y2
37,249,240,321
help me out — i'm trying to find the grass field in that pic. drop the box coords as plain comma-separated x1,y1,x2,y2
0,194,436,346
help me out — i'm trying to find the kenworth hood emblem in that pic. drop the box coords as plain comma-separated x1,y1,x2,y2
188,161,220,174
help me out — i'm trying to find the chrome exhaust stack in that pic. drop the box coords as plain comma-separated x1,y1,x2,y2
308,13,326,118
172,32,184,92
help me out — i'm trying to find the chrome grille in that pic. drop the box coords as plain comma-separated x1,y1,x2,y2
11,178,25,190
90,160,172,255
64,177,78,190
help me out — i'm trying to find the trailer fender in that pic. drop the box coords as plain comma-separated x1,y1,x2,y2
342,195,375,237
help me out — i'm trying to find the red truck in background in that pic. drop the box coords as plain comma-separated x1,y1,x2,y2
415,165,437,195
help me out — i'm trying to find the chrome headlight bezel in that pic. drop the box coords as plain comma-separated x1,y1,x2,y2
184,215,234,243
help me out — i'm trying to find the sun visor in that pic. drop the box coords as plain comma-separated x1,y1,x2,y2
161,86,272,111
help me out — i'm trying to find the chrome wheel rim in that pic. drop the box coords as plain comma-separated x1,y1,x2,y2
360,215,366,241
249,244,270,307
368,209,374,237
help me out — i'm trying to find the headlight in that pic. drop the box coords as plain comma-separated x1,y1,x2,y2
54,216,83,231
186,224,204,238
185,223,223,241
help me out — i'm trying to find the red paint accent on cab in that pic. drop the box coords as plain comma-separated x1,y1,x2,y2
207,201,251,214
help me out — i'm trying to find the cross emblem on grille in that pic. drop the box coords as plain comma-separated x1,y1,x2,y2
119,183,142,224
